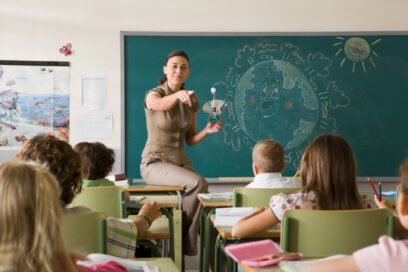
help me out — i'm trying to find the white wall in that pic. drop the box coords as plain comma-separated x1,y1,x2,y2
1,0,408,172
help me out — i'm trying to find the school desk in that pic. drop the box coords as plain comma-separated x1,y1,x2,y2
197,194,233,272
210,215,281,272
125,182,184,209
125,182,184,271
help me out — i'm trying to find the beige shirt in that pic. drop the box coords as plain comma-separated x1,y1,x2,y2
141,82,200,166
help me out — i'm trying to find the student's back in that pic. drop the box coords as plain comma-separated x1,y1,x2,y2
74,142,115,187
232,134,375,238
304,158,408,272
245,139,300,189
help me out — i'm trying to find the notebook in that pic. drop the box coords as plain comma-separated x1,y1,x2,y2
214,207,254,226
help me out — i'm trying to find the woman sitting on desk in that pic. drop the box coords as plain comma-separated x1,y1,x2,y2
140,49,222,257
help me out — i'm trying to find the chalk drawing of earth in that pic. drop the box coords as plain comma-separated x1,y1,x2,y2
235,60,319,150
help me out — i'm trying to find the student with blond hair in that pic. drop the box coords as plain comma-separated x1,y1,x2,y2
0,160,126,272
246,139,300,188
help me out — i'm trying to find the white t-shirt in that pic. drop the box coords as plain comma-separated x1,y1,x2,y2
245,173,301,189
353,235,408,272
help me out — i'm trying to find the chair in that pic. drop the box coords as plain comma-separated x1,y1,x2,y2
281,208,395,257
63,211,106,253
233,187,300,208
70,186,126,218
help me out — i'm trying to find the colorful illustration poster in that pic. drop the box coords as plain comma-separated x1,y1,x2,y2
0,62,69,147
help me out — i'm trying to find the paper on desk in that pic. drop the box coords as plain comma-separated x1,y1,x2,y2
214,207,254,227
199,192,233,200
278,254,347,272
76,113,113,140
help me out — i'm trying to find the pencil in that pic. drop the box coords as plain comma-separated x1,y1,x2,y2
367,177,379,199
379,182,382,201
293,170,299,179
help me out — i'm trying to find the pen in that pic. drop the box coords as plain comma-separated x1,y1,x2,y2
122,201,142,209
379,182,382,201
367,177,379,199
293,170,299,179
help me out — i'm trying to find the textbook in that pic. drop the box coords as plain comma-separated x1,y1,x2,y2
199,192,233,201
77,253,159,272
214,207,254,227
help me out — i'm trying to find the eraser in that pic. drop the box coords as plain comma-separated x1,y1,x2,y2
211,87,216,94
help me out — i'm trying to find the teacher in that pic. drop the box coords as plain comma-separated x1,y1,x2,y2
140,49,221,257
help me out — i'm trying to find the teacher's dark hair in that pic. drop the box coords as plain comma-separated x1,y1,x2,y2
159,49,189,90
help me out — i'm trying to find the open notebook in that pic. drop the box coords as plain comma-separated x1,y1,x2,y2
278,254,347,272
214,207,254,227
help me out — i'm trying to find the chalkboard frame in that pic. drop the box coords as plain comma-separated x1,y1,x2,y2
120,31,408,182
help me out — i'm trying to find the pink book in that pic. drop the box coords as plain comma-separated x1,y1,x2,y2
225,239,303,267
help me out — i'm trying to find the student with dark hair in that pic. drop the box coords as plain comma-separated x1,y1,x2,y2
74,142,115,187
304,158,408,272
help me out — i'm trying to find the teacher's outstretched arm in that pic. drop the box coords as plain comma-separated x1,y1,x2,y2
185,113,221,146
146,90,196,111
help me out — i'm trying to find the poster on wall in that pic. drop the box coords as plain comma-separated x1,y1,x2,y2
0,61,70,148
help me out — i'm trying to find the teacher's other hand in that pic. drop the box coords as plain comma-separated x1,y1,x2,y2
177,90,196,107
205,117,222,134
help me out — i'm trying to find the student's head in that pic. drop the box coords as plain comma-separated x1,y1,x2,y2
300,134,361,210
73,142,115,180
252,139,285,174
16,135,82,207
159,49,190,89
398,159,408,229
0,160,75,272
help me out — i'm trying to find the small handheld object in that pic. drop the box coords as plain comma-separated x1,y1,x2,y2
122,201,142,209
379,182,382,201
202,87,227,121
367,177,380,199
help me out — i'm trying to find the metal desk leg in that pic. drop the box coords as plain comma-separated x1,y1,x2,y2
204,209,215,272
172,208,182,271
199,207,206,272
214,234,222,272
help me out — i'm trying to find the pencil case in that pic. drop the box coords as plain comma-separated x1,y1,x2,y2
225,239,303,267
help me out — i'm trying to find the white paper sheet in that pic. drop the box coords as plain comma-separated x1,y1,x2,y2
81,74,106,109
76,113,113,140
214,207,254,227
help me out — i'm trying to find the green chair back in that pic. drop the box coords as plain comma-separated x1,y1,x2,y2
281,208,395,257
63,211,106,253
70,186,125,218
233,187,300,208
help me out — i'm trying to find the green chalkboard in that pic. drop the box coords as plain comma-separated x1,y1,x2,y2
124,34,408,179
